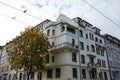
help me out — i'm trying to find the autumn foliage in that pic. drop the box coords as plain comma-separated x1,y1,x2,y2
6,27,51,80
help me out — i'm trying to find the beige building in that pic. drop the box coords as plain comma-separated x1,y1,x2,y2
0,14,110,80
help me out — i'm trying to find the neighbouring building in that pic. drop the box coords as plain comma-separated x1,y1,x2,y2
0,14,110,80
0,45,11,80
103,34,120,80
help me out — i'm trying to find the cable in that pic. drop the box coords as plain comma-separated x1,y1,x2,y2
0,13,30,26
83,0,120,29
0,1,42,21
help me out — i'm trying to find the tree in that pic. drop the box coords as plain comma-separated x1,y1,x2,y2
6,27,51,80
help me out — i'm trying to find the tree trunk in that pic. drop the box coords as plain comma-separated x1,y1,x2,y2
26,69,32,80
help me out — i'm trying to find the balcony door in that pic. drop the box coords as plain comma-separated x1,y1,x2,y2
89,57,94,65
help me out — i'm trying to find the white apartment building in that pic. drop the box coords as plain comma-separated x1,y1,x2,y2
103,34,120,80
0,45,11,80
0,14,110,80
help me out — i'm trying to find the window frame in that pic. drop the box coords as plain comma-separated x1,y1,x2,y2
81,55,85,64
56,68,61,78
47,69,52,78
73,68,78,78
72,53,77,62
82,69,86,78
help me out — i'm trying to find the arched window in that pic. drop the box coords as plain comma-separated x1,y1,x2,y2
99,39,102,43
79,30,83,37
91,45,95,52
95,37,98,42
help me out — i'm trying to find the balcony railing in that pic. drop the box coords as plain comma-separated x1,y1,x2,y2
51,42,79,51
87,62,96,68
87,62,100,69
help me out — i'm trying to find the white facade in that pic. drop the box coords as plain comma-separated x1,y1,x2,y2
0,14,110,80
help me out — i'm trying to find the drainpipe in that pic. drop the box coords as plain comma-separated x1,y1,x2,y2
105,46,112,80
77,27,82,80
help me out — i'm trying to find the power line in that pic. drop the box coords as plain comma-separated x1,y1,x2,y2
0,13,30,26
83,0,120,29
0,1,42,21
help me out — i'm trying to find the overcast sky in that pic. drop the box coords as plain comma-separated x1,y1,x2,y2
0,0,120,46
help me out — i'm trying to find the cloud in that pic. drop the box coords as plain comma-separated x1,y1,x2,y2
0,0,120,45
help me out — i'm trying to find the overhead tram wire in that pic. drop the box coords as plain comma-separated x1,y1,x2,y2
83,0,120,29
0,13,30,26
0,1,42,21
0,1,70,30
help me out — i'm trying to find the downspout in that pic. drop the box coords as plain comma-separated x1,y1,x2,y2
77,27,82,80
104,39,112,80
106,48,112,80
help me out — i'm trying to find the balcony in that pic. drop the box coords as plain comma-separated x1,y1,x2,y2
87,62,97,68
51,42,79,52
87,53,96,58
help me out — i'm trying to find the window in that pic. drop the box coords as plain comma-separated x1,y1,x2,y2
87,45,89,51
72,39,75,47
101,49,104,56
81,55,85,63
61,25,65,32
97,59,101,67
102,60,106,68
52,42,55,47
19,73,22,80
89,69,97,79
52,29,55,35
79,30,83,37
82,69,86,78
86,34,88,39
95,37,98,42
96,48,100,55
80,42,84,50
67,27,76,34
89,33,92,40
73,68,77,78
46,55,49,63
99,39,102,43
89,57,94,64
91,34,94,40
56,68,61,78
91,45,95,52
51,56,54,62
31,71,34,79
37,72,42,80
104,72,108,80
47,69,52,78
47,29,50,36
72,53,77,62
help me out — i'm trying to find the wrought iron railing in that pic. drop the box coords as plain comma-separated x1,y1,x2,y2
51,42,79,50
